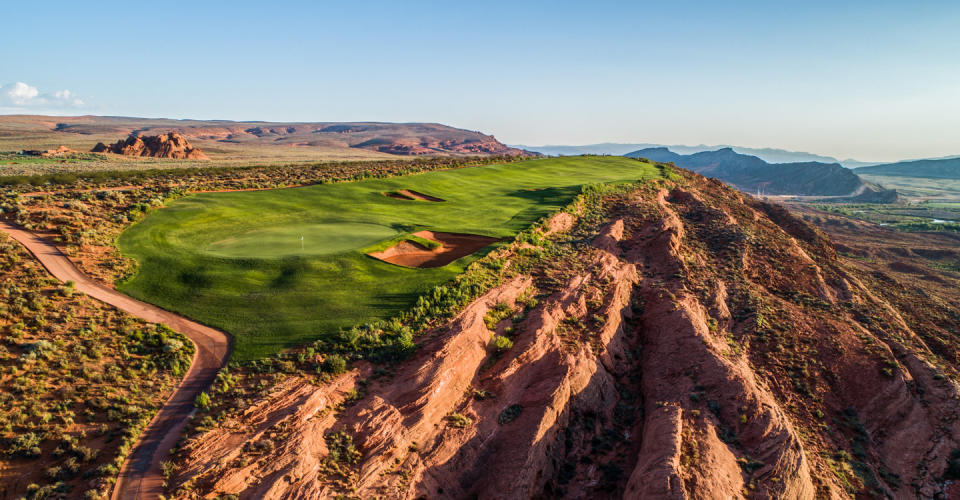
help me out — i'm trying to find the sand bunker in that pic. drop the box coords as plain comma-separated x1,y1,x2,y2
383,189,445,202
368,230,498,268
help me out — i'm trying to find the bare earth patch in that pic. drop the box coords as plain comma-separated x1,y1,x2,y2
368,230,498,268
382,189,445,202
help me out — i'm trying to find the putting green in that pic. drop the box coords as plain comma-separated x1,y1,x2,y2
205,222,399,258
117,156,665,360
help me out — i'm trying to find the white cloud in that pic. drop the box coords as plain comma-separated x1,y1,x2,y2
0,82,86,110
5,82,39,105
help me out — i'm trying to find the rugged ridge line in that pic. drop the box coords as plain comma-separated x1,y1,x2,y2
166,171,960,498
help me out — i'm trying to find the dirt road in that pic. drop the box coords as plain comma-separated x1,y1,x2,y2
0,220,231,499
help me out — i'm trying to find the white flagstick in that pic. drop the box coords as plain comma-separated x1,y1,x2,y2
300,234,304,251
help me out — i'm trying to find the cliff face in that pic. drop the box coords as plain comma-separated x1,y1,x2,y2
168,170,960,499
92,132,209,159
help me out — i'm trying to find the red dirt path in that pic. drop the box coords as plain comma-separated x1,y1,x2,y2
0,220,231,500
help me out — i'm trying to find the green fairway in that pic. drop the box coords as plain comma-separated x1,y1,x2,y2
117,156,663,360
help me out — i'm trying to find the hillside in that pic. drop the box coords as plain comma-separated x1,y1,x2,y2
856,157,960,179
0,115,531,172
160,169,960,499
627,147,899,201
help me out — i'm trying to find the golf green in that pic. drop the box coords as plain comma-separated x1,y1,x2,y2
117,156,663,360
205,222,399,258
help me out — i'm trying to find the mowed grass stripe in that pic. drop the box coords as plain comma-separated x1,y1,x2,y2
117,156,662,360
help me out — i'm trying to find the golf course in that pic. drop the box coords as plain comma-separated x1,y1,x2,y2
117,156,664,360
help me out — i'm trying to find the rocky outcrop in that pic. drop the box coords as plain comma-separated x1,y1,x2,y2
20,145,77,157
92,132,209,159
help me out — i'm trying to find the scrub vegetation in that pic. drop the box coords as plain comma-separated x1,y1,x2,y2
0,233,192,499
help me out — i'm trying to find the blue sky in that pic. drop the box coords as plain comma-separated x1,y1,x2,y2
2,0,959,161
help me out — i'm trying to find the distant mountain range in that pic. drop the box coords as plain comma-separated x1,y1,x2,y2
855,157,960,180
512,143,878,168
626,147,900,202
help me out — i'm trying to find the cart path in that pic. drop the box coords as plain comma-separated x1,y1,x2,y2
0,220,231,500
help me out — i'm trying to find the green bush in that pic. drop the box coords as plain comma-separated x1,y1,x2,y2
491,335,513,352
325,431,360,465
446,412,473,428
194,392,211,410
498,404,523,425
5,431,42,457
484,302,513,331
321,354,348,375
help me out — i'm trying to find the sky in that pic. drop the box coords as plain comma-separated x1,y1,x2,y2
2,0,959,162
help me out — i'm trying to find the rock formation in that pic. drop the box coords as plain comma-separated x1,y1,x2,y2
92,132,209,159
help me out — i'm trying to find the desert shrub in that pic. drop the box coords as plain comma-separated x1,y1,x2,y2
320,354,347,375
446,412,473,428
491,335,513,352
20,339,56,361
97,463,118,477
313,321,416,364
194,392,211,410
161,460,178,479
470,387,493,400
45,465,63,480
498,404,523,425
484,302,513,331
215,370,237,393
325,431,360,465
5,431,42,457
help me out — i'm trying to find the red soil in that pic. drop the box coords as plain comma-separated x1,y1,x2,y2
543,211,575,235
368,230,499,268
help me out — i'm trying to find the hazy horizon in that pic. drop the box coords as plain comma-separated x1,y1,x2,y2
3,1,960,163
